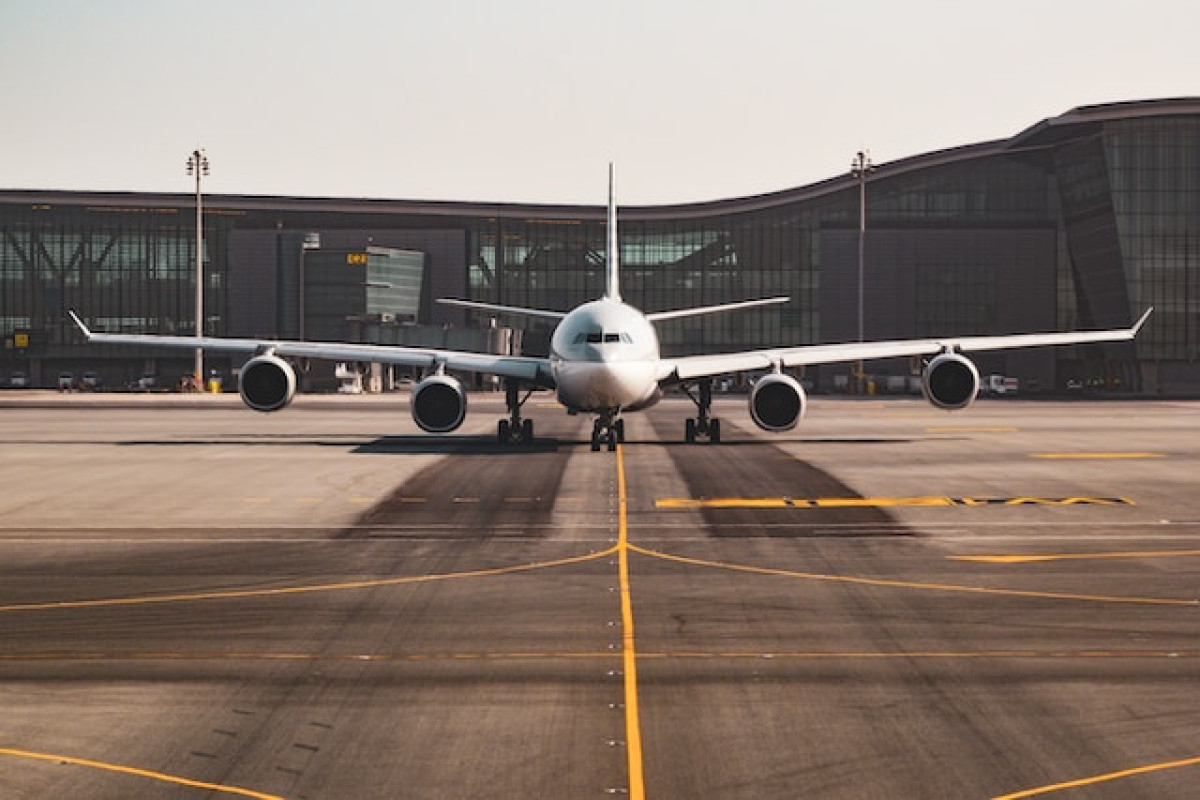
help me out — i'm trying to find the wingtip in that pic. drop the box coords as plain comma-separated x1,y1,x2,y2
67,309,92,338
1132,306,1154,335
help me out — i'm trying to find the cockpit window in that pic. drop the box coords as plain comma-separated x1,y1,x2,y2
573,331,632,345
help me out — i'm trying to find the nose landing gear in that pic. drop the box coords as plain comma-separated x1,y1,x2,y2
590,411,625,452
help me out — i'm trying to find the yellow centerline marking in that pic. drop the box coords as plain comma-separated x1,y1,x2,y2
0,747,283,799
616,444,646,800
1031,452,1164,459
992,754,1200,798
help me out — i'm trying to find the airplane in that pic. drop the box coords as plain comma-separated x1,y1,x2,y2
69,165,1153,452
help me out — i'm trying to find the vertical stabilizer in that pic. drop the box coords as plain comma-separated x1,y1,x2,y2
606,162,621,301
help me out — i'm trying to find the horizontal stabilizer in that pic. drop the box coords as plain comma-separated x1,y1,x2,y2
436,298,567,321
646,296,790,323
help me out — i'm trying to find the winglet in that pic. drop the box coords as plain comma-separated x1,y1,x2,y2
1132,306,1154,336
67,310,93,339
605,162,620,301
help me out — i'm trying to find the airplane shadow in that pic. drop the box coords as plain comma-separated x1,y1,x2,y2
101,433,946,452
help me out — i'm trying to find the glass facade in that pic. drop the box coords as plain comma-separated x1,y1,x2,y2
2,99,1199,393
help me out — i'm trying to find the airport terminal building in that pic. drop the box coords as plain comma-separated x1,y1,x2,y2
2,97,1198,393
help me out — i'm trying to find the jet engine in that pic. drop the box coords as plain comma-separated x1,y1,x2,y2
239,353,297,412
749,372,807,432
921,352,980,411
411,373,468,433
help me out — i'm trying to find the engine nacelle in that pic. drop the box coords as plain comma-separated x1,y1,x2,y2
749,372,807,432
411,374,467,433
921,352,980,411
239,354,297,412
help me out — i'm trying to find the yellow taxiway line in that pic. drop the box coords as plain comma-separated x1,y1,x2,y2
992,753,1200,798
0,549,617,614
954,549,1200,564
629,544,1199,607
0,747,283,799
655,496,1136,510
616,444,646,800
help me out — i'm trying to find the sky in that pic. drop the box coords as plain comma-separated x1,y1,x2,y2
1,0,1198,205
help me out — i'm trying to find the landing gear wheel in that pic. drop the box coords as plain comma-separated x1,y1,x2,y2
682,379,722,444
499,379,535,446
591,414,621,452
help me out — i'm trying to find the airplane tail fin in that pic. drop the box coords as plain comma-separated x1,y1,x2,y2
605,162,620,301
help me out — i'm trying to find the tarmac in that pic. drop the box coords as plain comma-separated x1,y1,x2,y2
1,391,1199,799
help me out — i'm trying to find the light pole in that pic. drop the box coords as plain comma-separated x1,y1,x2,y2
850,150,874,393
187,149,209,391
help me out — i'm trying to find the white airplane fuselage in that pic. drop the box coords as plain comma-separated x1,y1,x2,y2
548,298,663,413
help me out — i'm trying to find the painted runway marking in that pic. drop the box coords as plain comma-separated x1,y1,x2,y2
616,444,646,800
655,496,1137,509
0,549,617,613
627,545,1200,606
953,548,1200,564
926,425,1019,433
992,753,1200,799
1031,451,1164,459
0,747,283,799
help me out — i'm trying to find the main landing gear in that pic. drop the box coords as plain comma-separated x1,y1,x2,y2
682,379,721,444
591,411,626,452
498,379,534,445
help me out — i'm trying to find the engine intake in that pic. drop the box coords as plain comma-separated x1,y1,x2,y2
239,354,296,412
412,374,467,433
749,372,807,432
921,352,980,410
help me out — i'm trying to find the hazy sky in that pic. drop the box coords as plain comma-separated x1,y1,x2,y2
1,0,1197,205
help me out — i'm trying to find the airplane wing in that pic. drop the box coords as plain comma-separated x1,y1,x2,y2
67,312,553,386
663,308,1153,383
